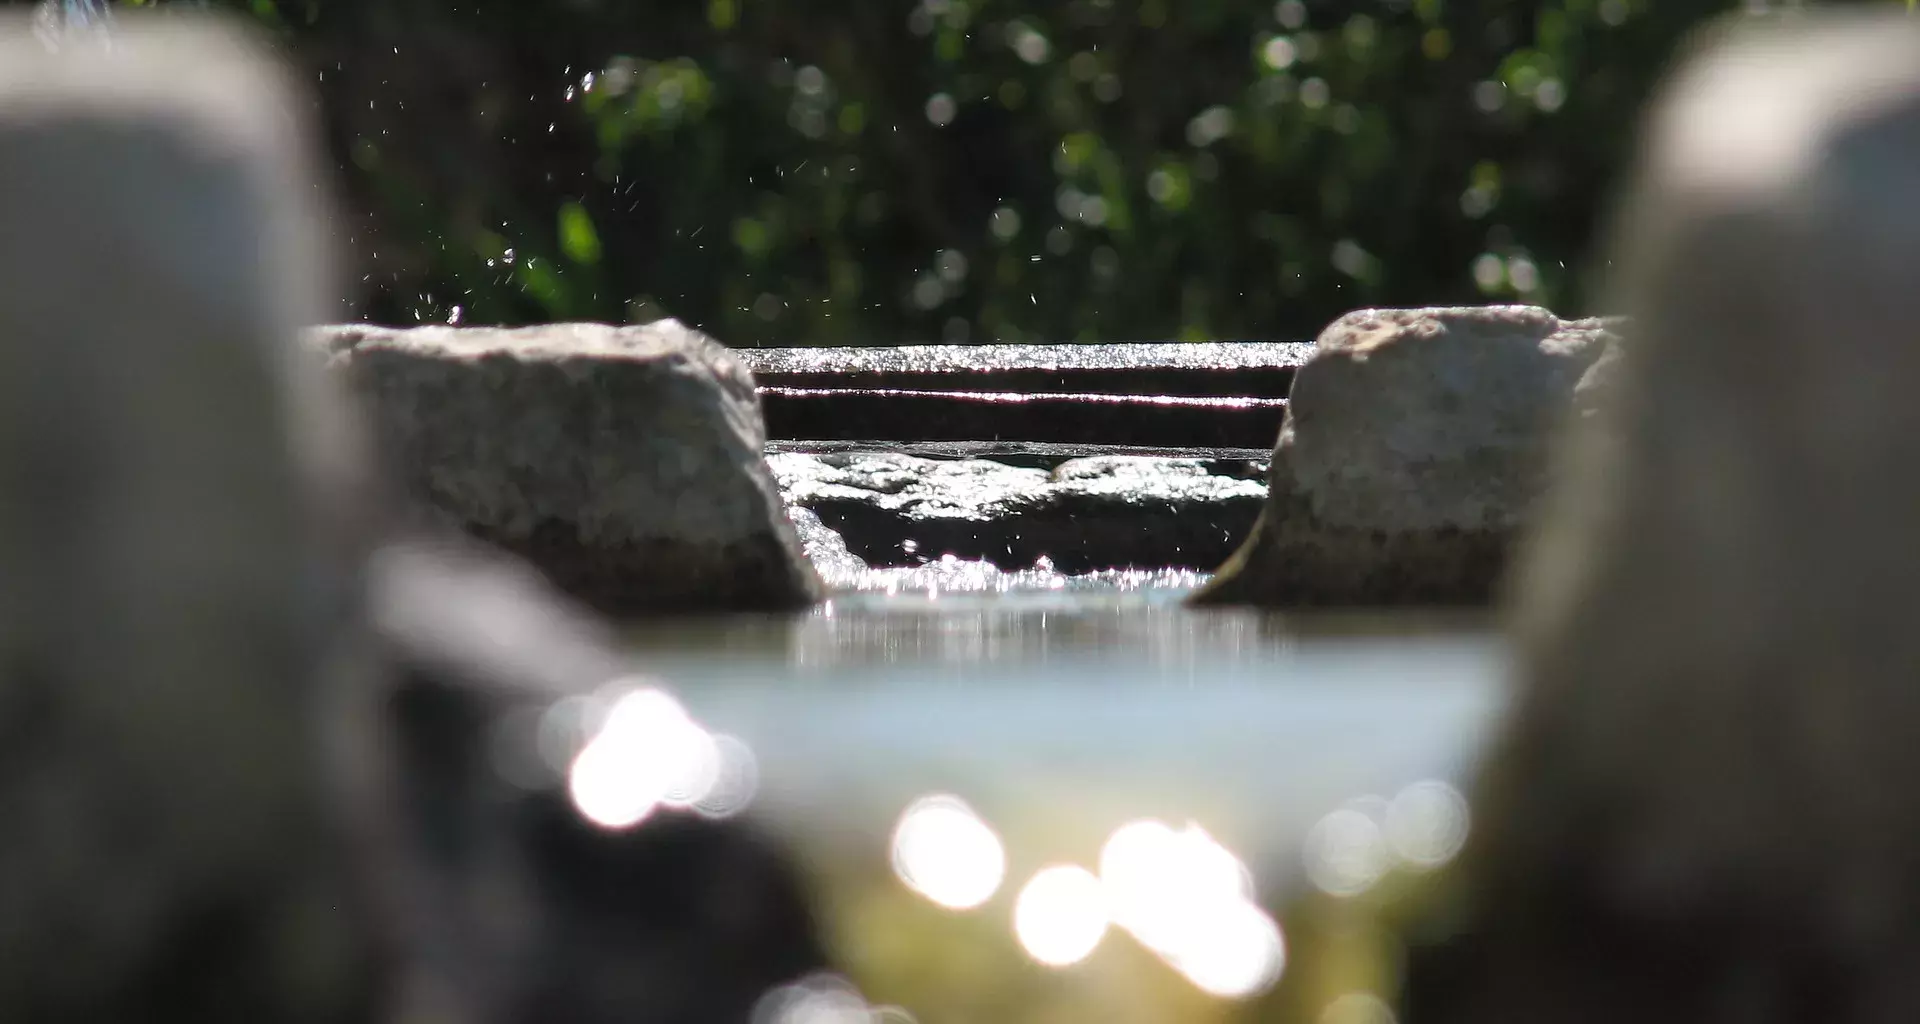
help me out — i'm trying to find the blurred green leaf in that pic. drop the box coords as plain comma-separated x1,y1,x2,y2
194,0,1778,341
558,202,602,265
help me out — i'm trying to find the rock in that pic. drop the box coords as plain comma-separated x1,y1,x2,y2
360,535,832,1024
313,321,823,615
1403,13,1920,1024
1191,305,1616,607
770,451,1267,575
0,13,380,1022
0,14,829,1024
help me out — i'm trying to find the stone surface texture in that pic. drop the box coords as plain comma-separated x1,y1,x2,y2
771,451,1267,574
1193,305,1617,606
1404,14,1920,1024
0,13,377,1023
740,340,1313,379
314,320,822,614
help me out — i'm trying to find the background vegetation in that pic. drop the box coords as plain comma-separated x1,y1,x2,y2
42,0,1889,343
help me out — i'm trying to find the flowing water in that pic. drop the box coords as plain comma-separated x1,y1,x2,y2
31,0,111,47
616,513,1512,1020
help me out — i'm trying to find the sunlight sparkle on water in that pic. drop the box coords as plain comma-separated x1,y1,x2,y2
1096,819,1285,998
1384,779,1471,868
1013,865,1109,967
787,506,1211,595
691,732,760,819
752,973,896,1024
1305,779,1471,897
1304,807,1392,897
890,794,1007,910
568,684,743,830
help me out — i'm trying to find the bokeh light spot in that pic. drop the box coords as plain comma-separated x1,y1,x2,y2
1098,819,1284,998
1320,992,1398,1024
1013,865,1109,967
1171,898,1286,999
890,794,1006,910
1384,779,1471,869
1304,806,1392,897
567,685,732,830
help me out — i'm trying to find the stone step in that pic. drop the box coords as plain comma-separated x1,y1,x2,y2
746,343,1306,449
758,387,1288,449
739,341,1309,397
763,439,1272,472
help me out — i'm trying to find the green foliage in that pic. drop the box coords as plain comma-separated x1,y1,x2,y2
557,202,602,266
80,0,1897,342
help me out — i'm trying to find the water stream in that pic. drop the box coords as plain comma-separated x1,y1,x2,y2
618,512,1512,1014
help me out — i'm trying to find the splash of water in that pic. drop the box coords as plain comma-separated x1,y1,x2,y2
33,0,114,50
788,505,1211,596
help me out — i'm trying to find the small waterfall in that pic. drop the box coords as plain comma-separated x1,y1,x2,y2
788,505,873,584
787,505,1210,597
33,0,114,49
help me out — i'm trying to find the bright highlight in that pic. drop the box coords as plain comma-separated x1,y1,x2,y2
1013,865,1109,967
890,794,1007,910
567,685,738,830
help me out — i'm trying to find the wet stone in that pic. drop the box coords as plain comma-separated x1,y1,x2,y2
1406,14,1920,1024
1194,306,1619,607
311,320,823,616
771,452,1267,575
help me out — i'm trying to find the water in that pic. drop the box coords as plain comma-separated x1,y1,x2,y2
32,0,111,48
556,502,1507,1019
632,508,1509,875
788,503,1217,596
613,515,1509,1015
635,594,1505,868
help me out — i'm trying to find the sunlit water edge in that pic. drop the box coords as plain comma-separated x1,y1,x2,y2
590,518,1513,1010
619,512,1511,899
789,503,1219,598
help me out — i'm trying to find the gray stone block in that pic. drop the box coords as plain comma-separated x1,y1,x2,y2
771,451,1266,574
1193,305,1616,607
314,321,823,615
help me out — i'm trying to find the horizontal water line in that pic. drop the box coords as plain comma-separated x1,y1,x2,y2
759,386,1289,409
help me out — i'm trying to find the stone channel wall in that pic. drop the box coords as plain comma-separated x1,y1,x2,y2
308,307,1623,608
307,311,1628,607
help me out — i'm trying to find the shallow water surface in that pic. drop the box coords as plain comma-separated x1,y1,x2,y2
627,586,1507,891
615,560,1509,1019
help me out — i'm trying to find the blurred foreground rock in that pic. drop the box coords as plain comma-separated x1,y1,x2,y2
1194,306,1616,607
0,13,830,1023
314,321,823,615
361,536,831,1024
1405,13,1920,1023
0,15,378,1022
